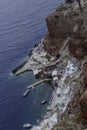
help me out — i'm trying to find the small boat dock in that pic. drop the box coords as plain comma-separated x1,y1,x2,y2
27,78,51,89
23,78,51,97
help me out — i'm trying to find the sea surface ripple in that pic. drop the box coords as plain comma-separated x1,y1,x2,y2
0,0,64,130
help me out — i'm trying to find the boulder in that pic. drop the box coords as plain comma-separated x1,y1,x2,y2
79,90,87,119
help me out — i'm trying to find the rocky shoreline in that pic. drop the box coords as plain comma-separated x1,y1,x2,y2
13,0,87,130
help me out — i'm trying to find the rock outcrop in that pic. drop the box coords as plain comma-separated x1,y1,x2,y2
12,1,87,130
43,4,76,56
68,12,87,59
79,90,87,119
43,3,87,59
83,62,87,87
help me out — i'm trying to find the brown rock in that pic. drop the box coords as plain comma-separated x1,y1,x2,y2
84,78,87,87
46,11,76,38
43,34,64,56
69,38,83,56
75,48,86,59
43,4,87,57
68,12,87,58
69,38,87,59
44,4,85,56
83,62,87,86
79,90,87,119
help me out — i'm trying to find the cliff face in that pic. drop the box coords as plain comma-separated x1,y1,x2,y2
46,6,76,38
69,12,87,59
43,3,87,59
43,2,87,130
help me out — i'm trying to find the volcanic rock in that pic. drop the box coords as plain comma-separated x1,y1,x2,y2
83,62,87,87
75,47,86,59
79,90,87,119
43,3,87,57
43,3,87,58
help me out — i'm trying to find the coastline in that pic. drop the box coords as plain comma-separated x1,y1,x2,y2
13,0,87,130
12,38,84,130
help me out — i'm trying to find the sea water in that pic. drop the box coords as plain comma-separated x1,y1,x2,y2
0,0,64,130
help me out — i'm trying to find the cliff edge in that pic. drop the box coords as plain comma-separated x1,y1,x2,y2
12,1,87,130
43,1,87,59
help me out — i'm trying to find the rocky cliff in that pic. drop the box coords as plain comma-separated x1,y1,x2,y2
43,1,87,130
43,2,87,59
12,1,87,129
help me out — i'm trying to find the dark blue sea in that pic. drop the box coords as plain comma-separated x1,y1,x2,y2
0,0,64,130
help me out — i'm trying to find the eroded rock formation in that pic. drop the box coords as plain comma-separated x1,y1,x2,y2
43,3,87,128
79,90,87,119
69,12,87,59
43,4,75,56
43,3,87,59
